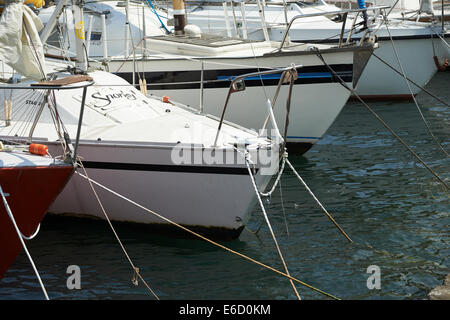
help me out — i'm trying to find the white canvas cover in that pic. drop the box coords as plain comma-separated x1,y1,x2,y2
0,0,47,80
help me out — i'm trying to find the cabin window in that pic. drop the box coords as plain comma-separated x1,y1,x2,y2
87,32,102,41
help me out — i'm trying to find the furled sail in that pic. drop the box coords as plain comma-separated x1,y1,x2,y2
0,0,47,81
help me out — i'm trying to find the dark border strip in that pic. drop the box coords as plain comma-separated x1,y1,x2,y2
292,33,450,44
82,161,253,175
115,64,353,90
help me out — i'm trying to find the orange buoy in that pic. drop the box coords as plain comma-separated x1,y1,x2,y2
162,96,170,103
29,143,48,156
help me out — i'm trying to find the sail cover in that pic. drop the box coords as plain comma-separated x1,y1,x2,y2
0,0,47,81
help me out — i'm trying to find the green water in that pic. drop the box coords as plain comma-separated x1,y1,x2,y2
1,72,448,300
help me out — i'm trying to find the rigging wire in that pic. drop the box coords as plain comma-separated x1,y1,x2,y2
0,185,50,300
313,48,449,191
78,162,161,300
371,52,450,108
244,151,301,300
75,169,341,300
381,14,449,158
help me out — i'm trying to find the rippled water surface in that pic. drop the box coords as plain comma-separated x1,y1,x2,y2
1,73,449,300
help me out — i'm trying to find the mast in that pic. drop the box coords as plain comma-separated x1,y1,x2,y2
72,0,88,72
172,0,186,35
125,0,130,56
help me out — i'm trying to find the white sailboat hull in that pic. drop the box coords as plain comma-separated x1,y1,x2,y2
147,83,348,146
101,45,370,152
351,38,442,99
0,70,280,240
38,2,373,151
47,141,275,239
180,3,448,99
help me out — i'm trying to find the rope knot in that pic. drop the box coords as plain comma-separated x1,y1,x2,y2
132,267,140,286
244,150,254,165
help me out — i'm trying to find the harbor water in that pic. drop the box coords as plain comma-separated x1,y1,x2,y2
0,72,448,300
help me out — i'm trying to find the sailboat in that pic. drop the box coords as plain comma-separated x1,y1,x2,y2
2,1,285,240
0,0,91,279
169,0,449,99
38,0,376,153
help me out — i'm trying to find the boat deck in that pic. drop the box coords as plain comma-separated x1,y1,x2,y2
146,34,276,57
0,147,70,168
149,34,261,48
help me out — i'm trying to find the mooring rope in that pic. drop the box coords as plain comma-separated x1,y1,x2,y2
74,170,340,300
382,16,449,158
78,162,160,300
0,185,49,300
259,152,287,197
285,158,354,243
314,49,449,191
244,152,301,300
278,178,290,237
249,149,352,242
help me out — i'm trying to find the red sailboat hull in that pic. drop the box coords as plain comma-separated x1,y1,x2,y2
0,165,73,280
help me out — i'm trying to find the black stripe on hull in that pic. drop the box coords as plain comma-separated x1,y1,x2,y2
82,161,253,175
115,64,353,90
292,33,450,44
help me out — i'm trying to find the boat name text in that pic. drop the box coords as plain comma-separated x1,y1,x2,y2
91,90,137,108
